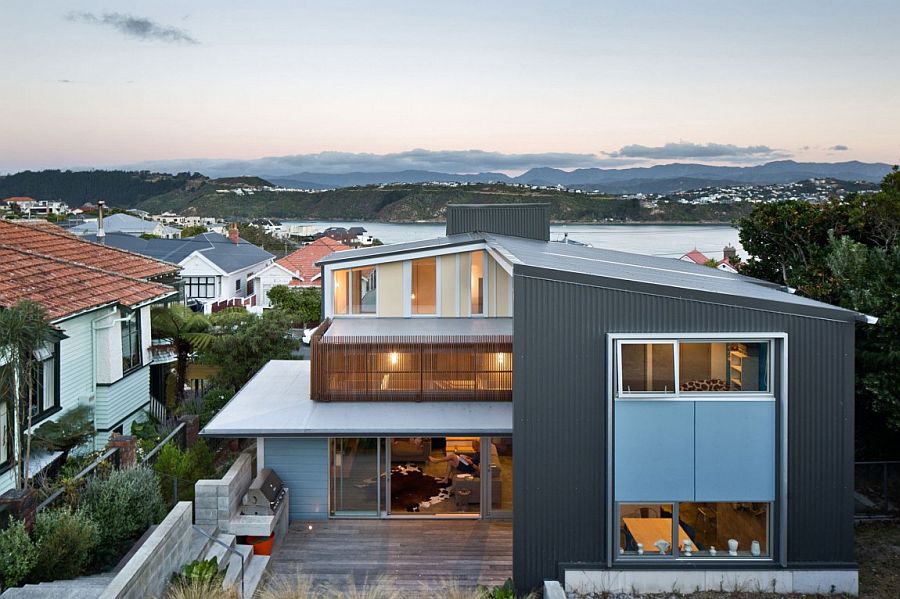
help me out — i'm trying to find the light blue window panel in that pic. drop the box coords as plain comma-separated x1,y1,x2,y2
615,401,694,502
694,401,775,502
263,437,329,520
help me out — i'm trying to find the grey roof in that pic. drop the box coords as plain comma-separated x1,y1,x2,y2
83,231,273,274
486,233,862,321
316,232,483,266
70,213,177,235
201,360,512,437
318,229,863,322
326,317,513,338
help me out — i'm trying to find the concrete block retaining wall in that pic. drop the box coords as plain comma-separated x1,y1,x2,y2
99,502,194,599
195,451,255,531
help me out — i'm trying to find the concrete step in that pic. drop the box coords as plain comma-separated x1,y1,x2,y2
190,524,218,560
1,584,104,599
242,554,270,598
222,544,253,590
203,532,237,570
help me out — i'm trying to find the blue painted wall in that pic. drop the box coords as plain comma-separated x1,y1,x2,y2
263,437,329,520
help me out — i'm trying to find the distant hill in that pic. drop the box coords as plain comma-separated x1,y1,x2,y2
211,176,274,187
268,170,513,189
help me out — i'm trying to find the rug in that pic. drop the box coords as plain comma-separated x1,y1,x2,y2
390,463,452,512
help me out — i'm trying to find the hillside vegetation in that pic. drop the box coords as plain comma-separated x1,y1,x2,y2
1,169,755,223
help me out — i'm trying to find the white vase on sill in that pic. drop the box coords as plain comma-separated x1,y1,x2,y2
709,546,717,556
728,538,739,556
750,540,761,557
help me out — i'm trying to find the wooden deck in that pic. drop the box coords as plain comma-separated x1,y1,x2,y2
265,519,513,593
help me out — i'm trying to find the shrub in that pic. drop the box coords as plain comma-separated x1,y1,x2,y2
175,556,223,586
30,508,99,581
81,465,166,566
154,440,215,503
199,386,235,427
166,577,237,599
0,520,37,590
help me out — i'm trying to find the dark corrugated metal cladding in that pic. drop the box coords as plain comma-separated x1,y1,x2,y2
512,271,856,589
446,204,550,241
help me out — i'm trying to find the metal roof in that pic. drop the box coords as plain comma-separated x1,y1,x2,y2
315,233,483,266
201,360,512,437
325,317,513,338
84,232,273,274
486,233,863,321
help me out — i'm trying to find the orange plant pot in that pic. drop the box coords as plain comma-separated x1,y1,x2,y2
247,533,275,556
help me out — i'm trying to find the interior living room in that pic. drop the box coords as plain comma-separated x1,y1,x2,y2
330,436,513,517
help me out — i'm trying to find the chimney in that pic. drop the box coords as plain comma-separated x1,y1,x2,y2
97,200,106,244
228,222,239,244
723,244,737,261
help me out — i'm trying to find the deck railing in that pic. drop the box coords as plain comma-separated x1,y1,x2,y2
311,319,512,402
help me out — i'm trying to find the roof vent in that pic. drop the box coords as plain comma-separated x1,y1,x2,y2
446,203,550,241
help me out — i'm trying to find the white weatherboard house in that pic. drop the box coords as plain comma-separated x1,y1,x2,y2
0,220,179,494
86,226,274,313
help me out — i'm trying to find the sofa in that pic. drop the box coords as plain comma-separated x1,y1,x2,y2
451,442,503,507
390,437,432,462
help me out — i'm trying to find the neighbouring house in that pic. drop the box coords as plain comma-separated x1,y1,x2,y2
69,212,182,239
680,244,741,273
203,204,866,594
0,220,179,493
315,226,372,246
249,237,351,308
84,224,274,313
2,197,69,217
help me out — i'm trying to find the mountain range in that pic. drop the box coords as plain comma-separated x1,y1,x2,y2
261,160,892,194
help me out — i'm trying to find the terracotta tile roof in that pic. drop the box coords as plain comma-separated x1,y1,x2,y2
0,219,179,280
276,237,351,287
0,244,177,321
680,248,710,265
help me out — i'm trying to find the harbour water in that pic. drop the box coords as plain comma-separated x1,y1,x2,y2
284,221,745,260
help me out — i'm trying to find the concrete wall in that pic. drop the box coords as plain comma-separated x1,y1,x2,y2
195,451,256,530
99,502,194,599
262,437,329,520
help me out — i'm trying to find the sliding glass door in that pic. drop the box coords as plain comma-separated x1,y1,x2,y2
330,438,382,517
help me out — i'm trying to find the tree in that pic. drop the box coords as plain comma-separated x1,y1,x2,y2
150,304,213,409
179,225,208,238
737,167,900,450
266,285,322,326
201,308,297,390
0,300,57,489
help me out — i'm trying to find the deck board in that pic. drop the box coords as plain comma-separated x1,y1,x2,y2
265,519,513,593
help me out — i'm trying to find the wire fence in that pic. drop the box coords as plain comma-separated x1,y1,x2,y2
855,461,900,519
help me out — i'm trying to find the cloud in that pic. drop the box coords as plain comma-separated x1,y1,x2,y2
67,11,198,44
123,149,633,177
57,79,73,84
829,144,849,151
606,141,788,161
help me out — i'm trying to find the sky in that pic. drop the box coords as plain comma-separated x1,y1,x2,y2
2,1,899,175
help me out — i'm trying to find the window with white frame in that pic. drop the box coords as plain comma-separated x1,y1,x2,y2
332,267,377,315
121,310,142,373
613,336,776,561
0,399,9,467
411,258,437,315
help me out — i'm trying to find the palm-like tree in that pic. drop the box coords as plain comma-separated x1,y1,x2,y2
0,300,56,489
150,304,213,409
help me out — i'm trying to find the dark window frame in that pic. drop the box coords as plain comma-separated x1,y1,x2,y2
184,276,216,299
121,309,142,375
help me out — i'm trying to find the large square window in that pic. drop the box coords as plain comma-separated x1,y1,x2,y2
412,258,437,314
680,342,768,392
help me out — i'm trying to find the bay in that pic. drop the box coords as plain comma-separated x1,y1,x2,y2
284,221,745,261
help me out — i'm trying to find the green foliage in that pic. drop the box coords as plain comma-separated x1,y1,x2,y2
0,520,37,590
0,169,203,208
153,440,215,504
151,304,213,407
140,233,161,239
267,285,322,326
199,386,236,427
30,508,99,582
738,166,900,441
479,578,529,599
179,225,208,238
31,405,95,455
203,309,297,389
176,556,222,586
237,224,298,253
81,465,166,566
